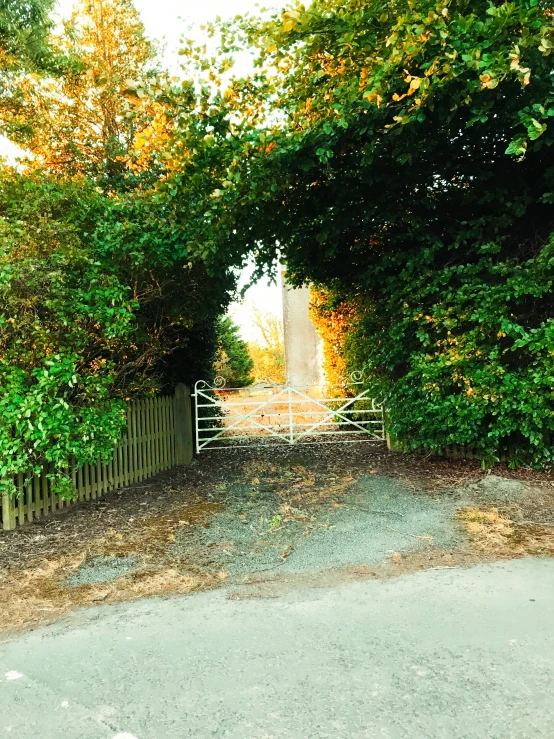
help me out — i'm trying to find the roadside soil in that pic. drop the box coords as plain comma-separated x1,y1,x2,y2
2,442,554,634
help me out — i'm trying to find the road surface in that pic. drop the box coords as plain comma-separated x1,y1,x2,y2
2,558,554,738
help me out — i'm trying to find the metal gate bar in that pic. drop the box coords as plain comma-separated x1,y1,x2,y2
193,376,384,453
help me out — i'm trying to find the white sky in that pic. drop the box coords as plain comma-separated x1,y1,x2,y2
53,0,284,341
57,0,266,40
230,261,283,343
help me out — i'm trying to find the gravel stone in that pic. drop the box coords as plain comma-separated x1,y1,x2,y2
65,555,141,587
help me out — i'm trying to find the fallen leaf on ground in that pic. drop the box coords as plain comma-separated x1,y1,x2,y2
281,545,294,559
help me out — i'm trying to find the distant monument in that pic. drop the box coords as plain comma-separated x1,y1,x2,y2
281,271,324,386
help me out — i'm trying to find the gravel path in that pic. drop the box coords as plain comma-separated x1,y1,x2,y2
2,557,554,738
171,474,465,579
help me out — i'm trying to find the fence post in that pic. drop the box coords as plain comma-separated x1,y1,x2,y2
174,384,193,466
386,433,403,453
2,487,16,531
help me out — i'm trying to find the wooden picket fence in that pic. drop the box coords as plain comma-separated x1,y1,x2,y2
1,385,193,531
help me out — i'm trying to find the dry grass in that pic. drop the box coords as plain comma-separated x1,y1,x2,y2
458,506,554,557
0,500,225,635
458,506,515,551
0,555,224,634
91,501,222,559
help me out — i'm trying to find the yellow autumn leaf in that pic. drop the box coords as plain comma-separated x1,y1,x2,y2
282,10,301,32
134,133,149,151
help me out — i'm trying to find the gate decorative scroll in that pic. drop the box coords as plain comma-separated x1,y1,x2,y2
193,374,385,452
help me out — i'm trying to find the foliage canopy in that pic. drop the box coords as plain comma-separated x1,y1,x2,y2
0,0,56,71
0,0,237,493
4,0,554,488
171,0,554,464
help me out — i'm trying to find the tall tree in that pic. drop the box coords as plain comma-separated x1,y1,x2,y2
0,0,55,71
248,308,286,384
0,0,59,133
5,0,156,183
215,316,254,388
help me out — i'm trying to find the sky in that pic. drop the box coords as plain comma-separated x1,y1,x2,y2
54,0,284,342
57,0,265,42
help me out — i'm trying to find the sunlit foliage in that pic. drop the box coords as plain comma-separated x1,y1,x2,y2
248,308,286,384
172,0,554,465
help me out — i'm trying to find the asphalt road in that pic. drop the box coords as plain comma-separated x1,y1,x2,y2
2,558,554,739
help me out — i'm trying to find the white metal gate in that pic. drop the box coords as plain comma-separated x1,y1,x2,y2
193,374,384,452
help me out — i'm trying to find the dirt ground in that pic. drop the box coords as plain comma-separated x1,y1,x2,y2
2,442,554,635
